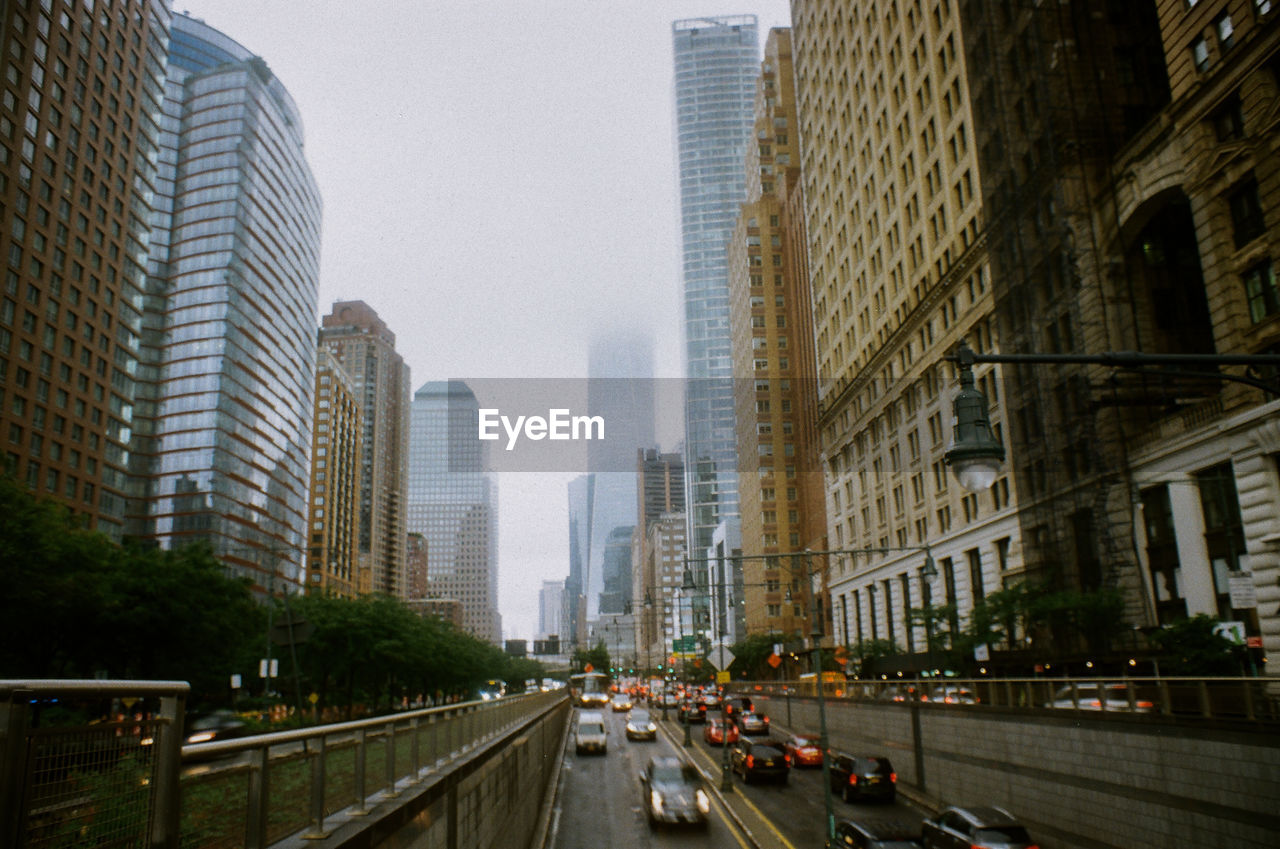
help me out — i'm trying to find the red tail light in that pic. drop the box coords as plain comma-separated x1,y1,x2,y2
890,772,897,782
849,774,858,785
1136,701,1154,709
746,755,755,768
784,754,791,764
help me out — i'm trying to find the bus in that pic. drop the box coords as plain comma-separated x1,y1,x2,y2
568,671,611,708
797,671,848,698
478,679,507,701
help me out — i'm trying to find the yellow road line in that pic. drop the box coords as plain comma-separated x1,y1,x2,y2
685,738,797,849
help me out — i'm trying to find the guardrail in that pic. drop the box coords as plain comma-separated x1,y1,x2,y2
1,679,189,849
1,681,562,849
733,675,1280,723
179,689,561,849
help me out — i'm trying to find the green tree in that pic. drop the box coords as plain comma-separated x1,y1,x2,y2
1149,614,1246,676
728,632,787,679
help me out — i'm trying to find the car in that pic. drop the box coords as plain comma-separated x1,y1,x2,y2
921,806,1039,849
574,711,608,755
722,695,754,717
928,685,978,705
781,732,823,767
703,717,740,746
1045,683,1154,713
678,699,708,724
184,709,247,746
736,710,770,735
611,693,633,712
827,752,896,802
837,818,924,848
639,755,710,829
700,692,722,710
659,690,681,708
730,738,790,784
625,708,658,741
876,684,927,703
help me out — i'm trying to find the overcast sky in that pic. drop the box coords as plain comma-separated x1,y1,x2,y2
183,0,793,640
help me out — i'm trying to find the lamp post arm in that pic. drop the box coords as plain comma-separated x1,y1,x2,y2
946,342,1280,397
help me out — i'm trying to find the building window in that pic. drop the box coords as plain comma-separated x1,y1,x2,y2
1216,13,1235,50
1195,462,1247,618
967,548,984,603
1228,178,1265,247
1141,485,1188,624
1191,37,1210,72
1212,94,1245,141
1244,260,1279,323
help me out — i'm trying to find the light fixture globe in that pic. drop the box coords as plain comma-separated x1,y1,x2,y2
944,343,1005,491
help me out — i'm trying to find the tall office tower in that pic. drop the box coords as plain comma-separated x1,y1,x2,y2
129,13,321,592
956,1,1279,656
305,349,361,597
319,301,411,598
407,381,500,643
671,16,761,569
570,332,655,623
565,474,590,650
404,532,429,599
0,1,169,535
728,28,828,638
791,0,1023,656
538,579,563,641
637,449,685,531
599,524,635,614
638,512,688,670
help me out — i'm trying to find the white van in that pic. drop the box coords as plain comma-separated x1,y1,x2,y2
575,710,608,755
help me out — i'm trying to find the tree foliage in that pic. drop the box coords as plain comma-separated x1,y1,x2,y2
0,475,527,714
1149,614,1247,676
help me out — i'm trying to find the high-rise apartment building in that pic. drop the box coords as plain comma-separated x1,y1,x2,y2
305,348,360,597
728,28,828,638
319,301,411,598
672,16,761,566
128,13,321,592
791,0,1022,656
638,512,688,669
407,380,500,643
404,532,428,599
0,0,170,535
636,448,685,530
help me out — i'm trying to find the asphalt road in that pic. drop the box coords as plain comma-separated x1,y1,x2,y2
550,706,750,849
551,702,926,849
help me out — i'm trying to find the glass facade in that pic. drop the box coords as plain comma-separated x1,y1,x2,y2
128,15,322,593
672,16,759,557
407,381,500,643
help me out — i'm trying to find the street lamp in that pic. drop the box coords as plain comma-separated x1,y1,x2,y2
943,339,1280,491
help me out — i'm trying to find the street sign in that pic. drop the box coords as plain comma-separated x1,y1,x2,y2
1228,572,1258,609
766,653,782,669
973,644,990,662
673,636,698,652
706,644,736,670
1214,621,1246,645
716,670,730,684
230,674,242,690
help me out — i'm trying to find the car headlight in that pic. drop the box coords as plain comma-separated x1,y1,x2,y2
695,789,710,814
186,731,215,744
650,790,664,813
646,723,656,732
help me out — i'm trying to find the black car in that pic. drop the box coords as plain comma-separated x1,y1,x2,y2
837,818,924,848
639,755,710,829
678,699,708,724
828,752,896,802
722,695,754,717
921,806,1038,849
730,737,790,784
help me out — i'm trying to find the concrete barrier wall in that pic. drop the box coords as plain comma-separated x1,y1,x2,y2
751,694,1280,849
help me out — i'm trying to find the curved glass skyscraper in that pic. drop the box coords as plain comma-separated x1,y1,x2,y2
672,17,759,557
128,14,322,593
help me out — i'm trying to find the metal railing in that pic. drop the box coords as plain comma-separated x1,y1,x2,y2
1,679,188,849
1,681,562,849
734,676,1280,724
178,689,560,849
